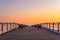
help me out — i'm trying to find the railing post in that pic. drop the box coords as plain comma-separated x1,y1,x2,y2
11,24,13,30
12,23,15,30
47,23,48,29
49,23,50,30
41,23,43,28
1,23,3,35
17,24,19,29
17,24,20,28
9,23,11,31
15,24,16,29
16,24,17,29
58,23,59,34
52,23,54,32
14,23,15,29
6,23,8,32
43,23,45,29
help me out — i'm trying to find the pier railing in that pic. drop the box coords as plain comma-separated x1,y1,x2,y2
0,23,20,35
41,22,60,34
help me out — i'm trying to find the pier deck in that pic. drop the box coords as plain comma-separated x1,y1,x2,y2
0,27,60,40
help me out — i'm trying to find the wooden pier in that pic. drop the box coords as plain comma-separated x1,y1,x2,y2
0,22,60,40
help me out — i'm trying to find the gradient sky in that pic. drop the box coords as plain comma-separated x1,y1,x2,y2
0,0,60,25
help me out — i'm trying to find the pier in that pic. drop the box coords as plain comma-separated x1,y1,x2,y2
0,22,60,40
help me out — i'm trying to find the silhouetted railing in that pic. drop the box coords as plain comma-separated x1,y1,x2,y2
0,23,19,35
41,22,60,34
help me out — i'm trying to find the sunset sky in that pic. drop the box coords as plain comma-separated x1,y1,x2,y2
0,0,60,25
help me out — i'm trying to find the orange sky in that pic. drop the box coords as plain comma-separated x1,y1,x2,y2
0,0,60,25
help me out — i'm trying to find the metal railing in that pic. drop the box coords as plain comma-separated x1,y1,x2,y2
0,23,19,35
41,22,60,34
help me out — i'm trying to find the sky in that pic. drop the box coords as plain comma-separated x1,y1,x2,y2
0,0,60,25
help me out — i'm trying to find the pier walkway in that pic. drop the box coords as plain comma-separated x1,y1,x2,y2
0,27,60,40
